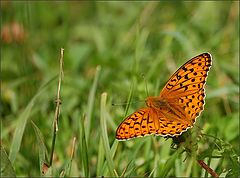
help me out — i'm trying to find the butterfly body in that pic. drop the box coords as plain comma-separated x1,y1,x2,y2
151,95,190,120
146,96,169,108
116,53,212,140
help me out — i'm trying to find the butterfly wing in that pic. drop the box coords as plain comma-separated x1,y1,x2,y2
116,108,159,140
116,107,193,140
159,53,212,125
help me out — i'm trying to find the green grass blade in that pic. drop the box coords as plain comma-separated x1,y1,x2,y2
85,66,101,142
100,92,117,176
102,140,118,175
31,120,49,175
96,137,104,175
124,83,134,117
9,76,56,164
0,144,16,177
79,115,89,177
158,146,184,177
9,99,35,164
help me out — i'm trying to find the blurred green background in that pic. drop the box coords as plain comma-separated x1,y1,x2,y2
1,1,239,177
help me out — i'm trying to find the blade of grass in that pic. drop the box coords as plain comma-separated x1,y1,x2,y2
102,140,118,175
100,92,118,176
175,158,182,177
0,144,16,177
124,83,134,117
9,75,56,164
153,148,159,176
124,139,147,175
79,115,89,177
96,137,104,176
185,157,194,177
85,65,101,142
31,120,49,175
157,138,172,174
61,137,77,177
68,137,76,176
122,25,143,117
158,146,184,177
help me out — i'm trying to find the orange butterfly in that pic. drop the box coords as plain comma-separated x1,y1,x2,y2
116,53,212,140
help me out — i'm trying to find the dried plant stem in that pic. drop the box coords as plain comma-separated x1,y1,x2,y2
197,160,219,178
49,48,64,166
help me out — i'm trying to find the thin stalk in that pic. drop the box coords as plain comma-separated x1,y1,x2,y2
49,48,64,166
197,160,219,178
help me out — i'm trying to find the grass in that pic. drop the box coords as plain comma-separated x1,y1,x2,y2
1,1,239,177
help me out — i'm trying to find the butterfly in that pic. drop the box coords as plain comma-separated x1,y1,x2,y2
116,53,212,140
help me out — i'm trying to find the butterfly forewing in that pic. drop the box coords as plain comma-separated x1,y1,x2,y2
160,53,212,97
159,53,212,124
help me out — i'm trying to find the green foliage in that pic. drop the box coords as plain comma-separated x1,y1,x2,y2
1,145,16,177
1,1,239,177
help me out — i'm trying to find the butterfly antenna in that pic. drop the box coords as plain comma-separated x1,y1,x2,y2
142,74,149,97
112,100,145,106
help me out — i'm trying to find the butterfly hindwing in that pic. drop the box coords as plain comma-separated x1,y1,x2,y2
116,108,159,140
